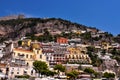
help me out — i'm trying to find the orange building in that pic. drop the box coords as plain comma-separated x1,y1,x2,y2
57,37,68,44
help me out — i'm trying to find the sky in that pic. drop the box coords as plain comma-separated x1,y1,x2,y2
0,0,120,35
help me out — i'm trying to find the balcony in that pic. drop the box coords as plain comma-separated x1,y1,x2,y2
15,54,25,60
14,59,26,66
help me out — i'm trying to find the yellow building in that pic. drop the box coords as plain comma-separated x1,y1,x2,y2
22,39,31,47
101,41,111,50
66,47,91,64
12,48,47,67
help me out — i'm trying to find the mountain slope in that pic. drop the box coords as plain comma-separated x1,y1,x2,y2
0,18,97,41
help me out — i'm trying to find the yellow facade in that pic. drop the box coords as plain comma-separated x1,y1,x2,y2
22,39,31,47
101,41,111,50
13,48,47,67
75,31,81,35
67,47,86,54
67,47,81,54
67,47,91,63
33,48,46,61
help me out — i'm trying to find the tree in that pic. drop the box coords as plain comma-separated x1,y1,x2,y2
111,48,118,55
67,72,75,80
84,68,95,78
33,60,48,77
66,70,79,80
86,46,103,67
94,72,101,78
104,32,113,38
40,69,57,77
45,70,57,77
18,40,22,46
86,46,95,52
84,68,94,74
84,68,101,78
15,75,30,79
80,32,91,40
54,64,65,76
103,72,115,78
101,49,106,56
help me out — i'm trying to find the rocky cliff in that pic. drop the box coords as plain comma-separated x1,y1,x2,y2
0,18,95,41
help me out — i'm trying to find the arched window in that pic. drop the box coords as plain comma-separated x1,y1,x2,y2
27,62,29,66
31,70,33,75
69,55,71,58
30,55,32,58
26,54,28,58
40,55,42,59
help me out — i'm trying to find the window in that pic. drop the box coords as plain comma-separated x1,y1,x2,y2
40,55,42,59
69,55,71,58
37,50,39,54
47,57,49,60
31,70,33,75
17,72,19,74
18,53,20,56
26,54,28,58
27,62,29,66
11,72,14,74
30,55,32,58
24,71,27,74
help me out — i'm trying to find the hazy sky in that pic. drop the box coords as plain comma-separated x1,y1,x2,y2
0,0,120,35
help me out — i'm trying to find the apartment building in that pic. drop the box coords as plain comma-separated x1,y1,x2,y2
5,47,47,78
66,47,91,64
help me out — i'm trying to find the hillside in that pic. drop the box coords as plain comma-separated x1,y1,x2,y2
1,16,120,72
0,17,98,41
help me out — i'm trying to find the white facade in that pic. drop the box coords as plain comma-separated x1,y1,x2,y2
2,66,36,79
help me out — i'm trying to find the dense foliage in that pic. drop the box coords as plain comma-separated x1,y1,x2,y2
84,68,95,74
86,46,103,66
66,70,79,80
15,75,30,79
54,64,65,76
103,72,115,78
33,60,48,77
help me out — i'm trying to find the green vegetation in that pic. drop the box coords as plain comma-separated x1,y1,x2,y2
33,60,57,77
92,36,102,41
0,17,89,42
26,30,82,42
1,17,120,79
114,34,120,43
104,32,113,38
66,70,79,80
86,46,103,66
84,68,100,78
103,72,115,78
38,28,54,42
41,70,57,77
101,49,106,56
0,17,87,29
54,64,65,76
33,60,48,77
84,68,95,74
18,40,22,46
15,75,30,79
110,48,120,63
80,32,91,40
